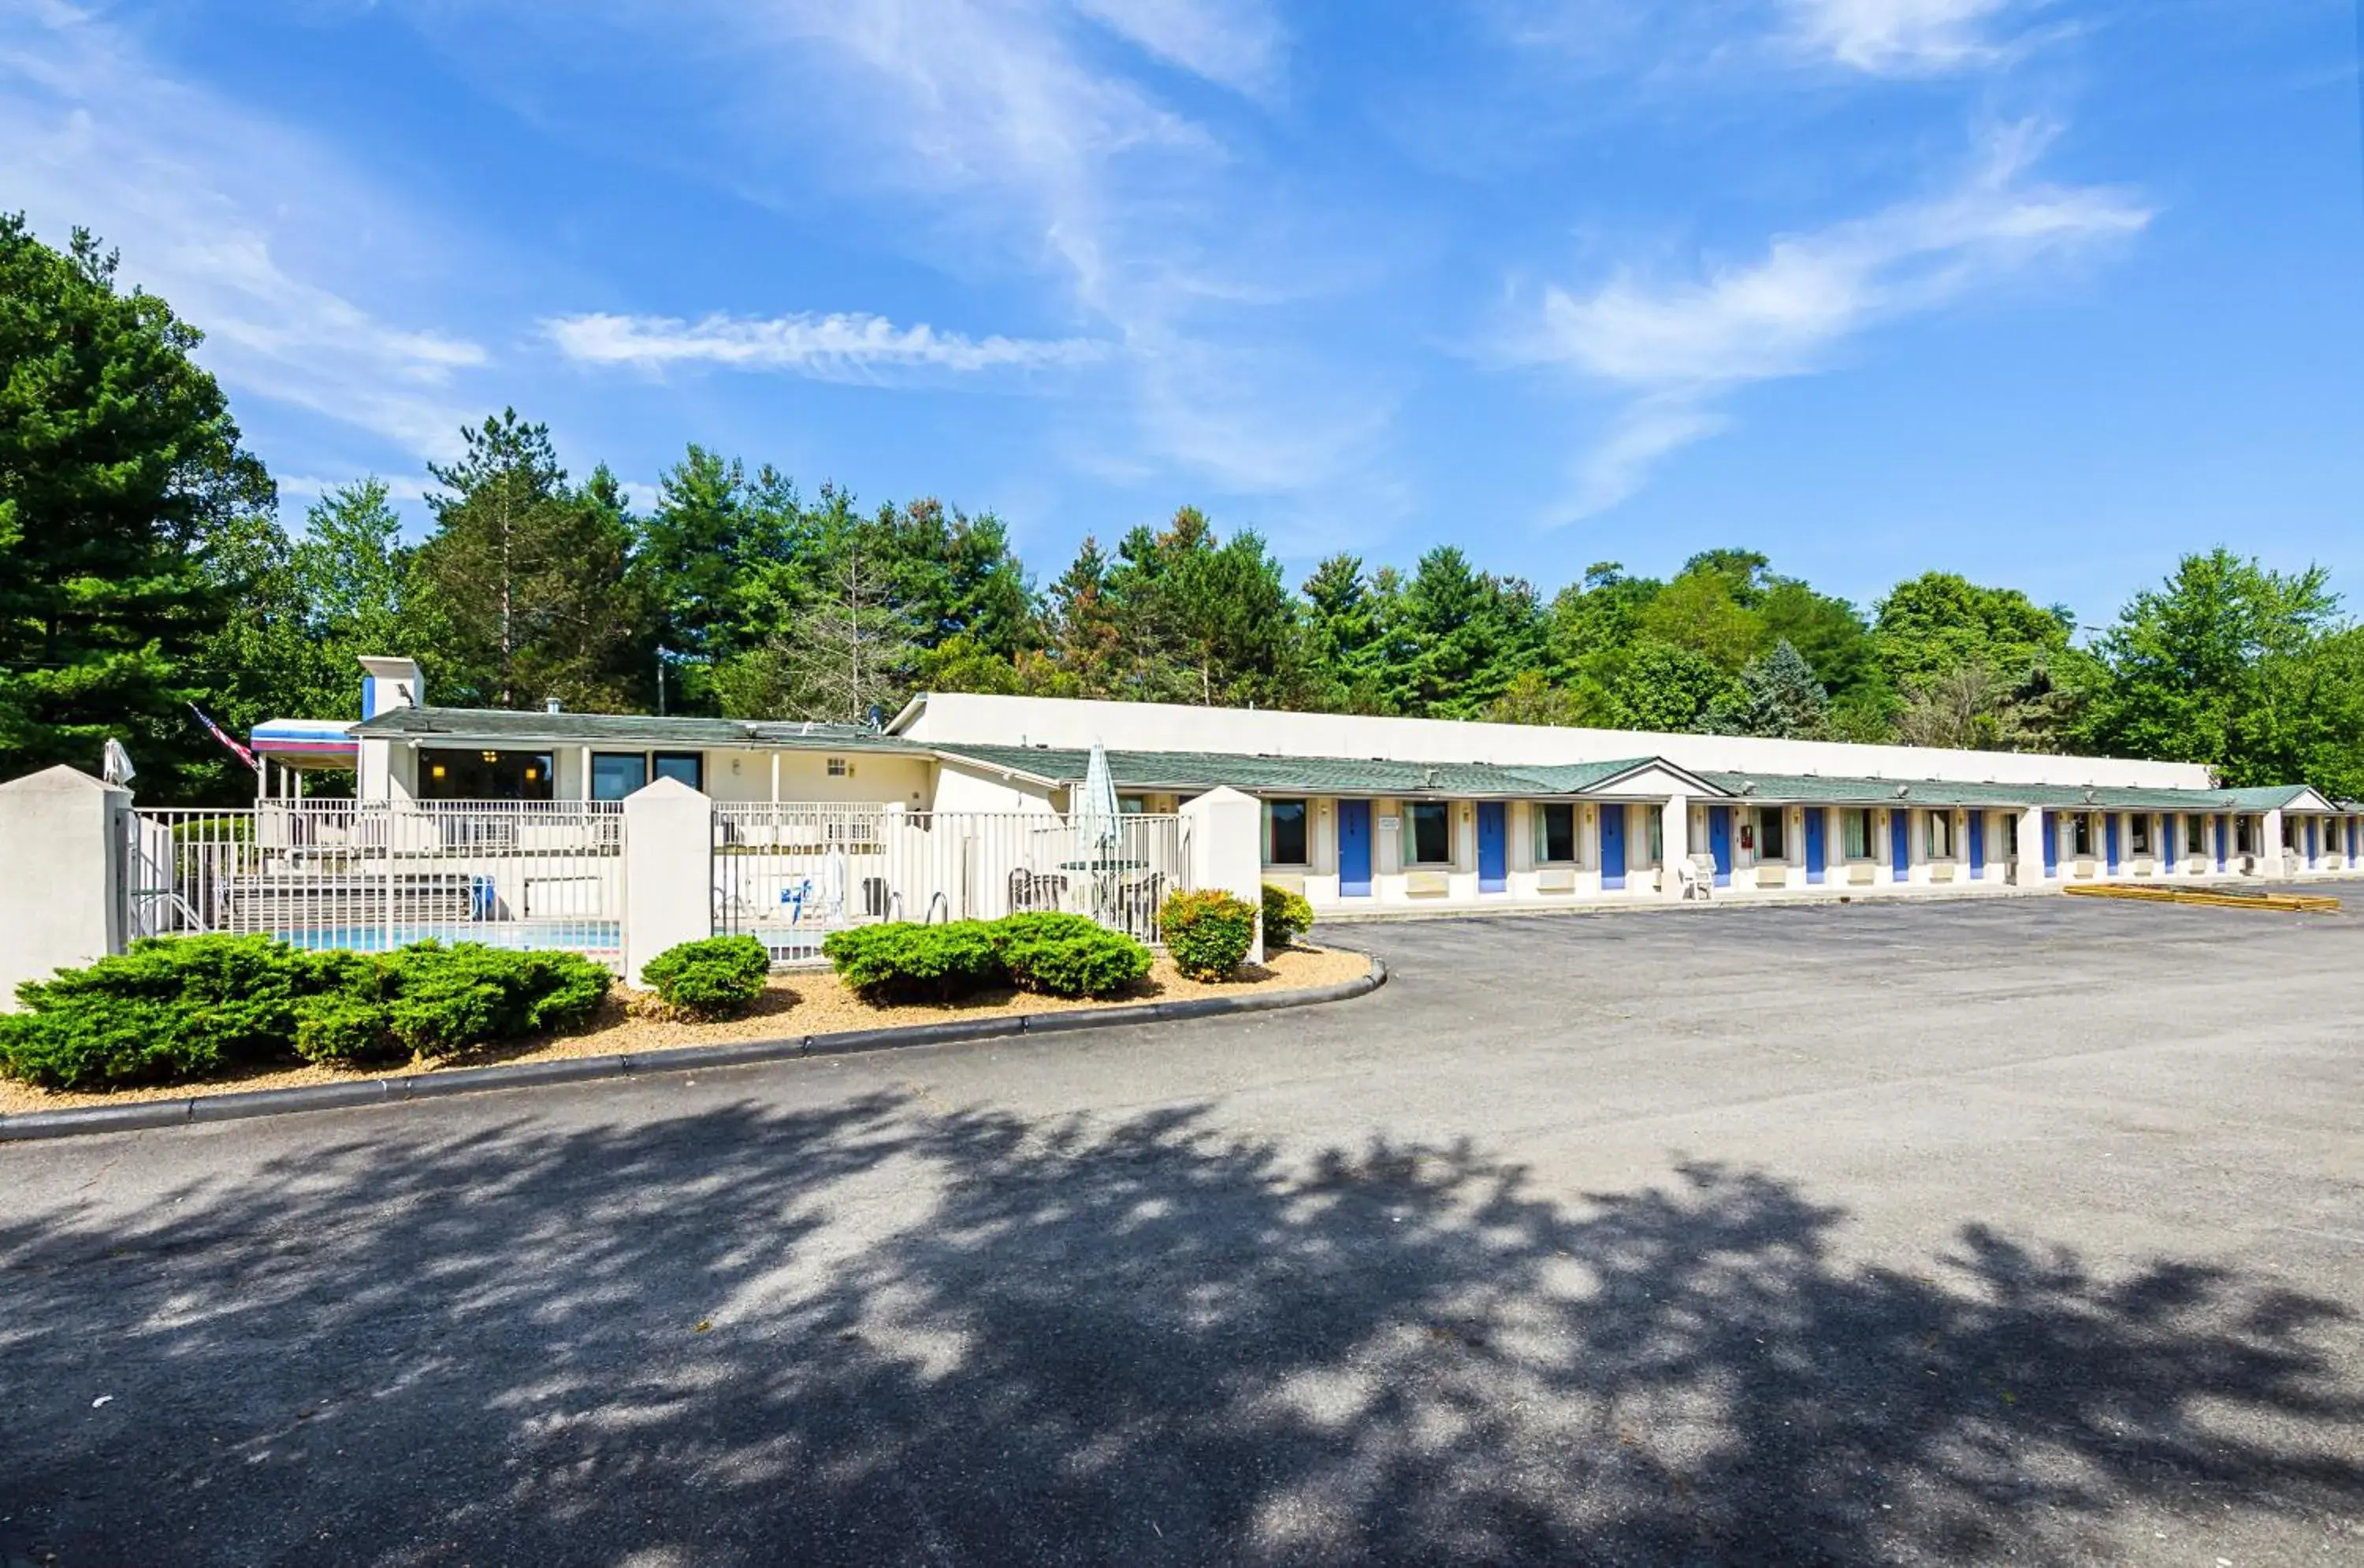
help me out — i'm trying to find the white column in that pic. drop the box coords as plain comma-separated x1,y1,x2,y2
2260,809,2284,876
1181,785,1265,961
623,776,714,987
770,751,781,807
0,766,132,1009
2013,806,2046,885
1660,793,1690,900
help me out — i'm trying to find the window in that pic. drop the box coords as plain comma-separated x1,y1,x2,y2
1842,808,1872,860
1118,795,1147,816
590,752,648,801
1928,810,1953,860
1265,798,1310,865
2129,815,2151,854
1756,806,1786,861
1533,802,1577,864
1647,808,1663,863
2072,813,2095,856
827,756,848,777
419,748,556,802
1408,801,1452,864
2186,815,2206,853
652,752,704,790
2236,816,2254,853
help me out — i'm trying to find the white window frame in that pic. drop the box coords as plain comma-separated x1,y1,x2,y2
1406,801,1454,866
1927,810,1953,860
1263,797,1311,867
1532,801,1578,866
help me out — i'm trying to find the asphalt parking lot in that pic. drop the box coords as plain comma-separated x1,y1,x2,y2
5,891,2362,1566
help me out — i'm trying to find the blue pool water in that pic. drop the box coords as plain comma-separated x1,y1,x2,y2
279,922,619,957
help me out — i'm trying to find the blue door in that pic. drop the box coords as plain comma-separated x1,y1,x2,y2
2103,814,2118,873
1890,810,1911,878
1707,805,1733,886
1804,807,1827,884
2307,819,2319,868
2166,813,2179,870
2042,812,2060,877
2216,814,2229,871
1600,805,1626,890
1476,802,1507,893
1337,801,1373,897
1968,811,1985,875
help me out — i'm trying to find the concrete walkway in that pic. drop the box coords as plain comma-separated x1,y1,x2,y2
4,893,2361,1565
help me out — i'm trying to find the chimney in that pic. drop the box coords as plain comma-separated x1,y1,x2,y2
357,656,424,719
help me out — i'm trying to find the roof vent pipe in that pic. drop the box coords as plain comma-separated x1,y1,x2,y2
545,697,563,714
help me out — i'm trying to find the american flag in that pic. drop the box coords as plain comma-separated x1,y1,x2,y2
189,704,258,771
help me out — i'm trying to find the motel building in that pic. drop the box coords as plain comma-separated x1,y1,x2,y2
216,658,2364,947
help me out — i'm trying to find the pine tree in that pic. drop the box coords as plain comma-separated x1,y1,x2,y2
1708,639,1831,739
414,411,648,710
0,216,276,797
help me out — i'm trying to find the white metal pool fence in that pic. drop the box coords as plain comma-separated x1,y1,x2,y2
712,804,1188,958
124,799,1190,969
128,801,628,965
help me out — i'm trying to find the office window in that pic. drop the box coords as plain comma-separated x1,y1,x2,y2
2072,813,2095,856
1842,808,1872,860
589,752,648,801
421,748,556,801
1265,798,1310,865
2185,815,2206,853
1756,806,1786,861
652,752,704,791
2130,815,2151,854
1409,801,1451,864
1533,802,1577,864
1928,811,1953,859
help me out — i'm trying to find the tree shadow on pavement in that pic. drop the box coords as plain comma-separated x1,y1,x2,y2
2,1092,2357,1566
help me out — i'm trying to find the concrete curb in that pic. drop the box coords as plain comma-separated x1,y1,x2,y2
0,955,1388,1143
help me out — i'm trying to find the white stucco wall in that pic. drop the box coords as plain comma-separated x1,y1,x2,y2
896,693,2214,791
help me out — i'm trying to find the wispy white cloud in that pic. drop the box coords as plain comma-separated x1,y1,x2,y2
544,310,1106,378
0,1,487,462
1778,0,2026,76
479,0,1393,502
1069,0,1287,98
1519,121,2150,518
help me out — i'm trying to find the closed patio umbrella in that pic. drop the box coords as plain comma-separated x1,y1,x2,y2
1076,741,1123,923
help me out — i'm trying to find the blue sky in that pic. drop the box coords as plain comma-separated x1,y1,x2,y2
6,0,2361,622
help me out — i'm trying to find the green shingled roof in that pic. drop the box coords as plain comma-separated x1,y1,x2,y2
351,706,924,752
1698,770,2327,812
929,742,1598,797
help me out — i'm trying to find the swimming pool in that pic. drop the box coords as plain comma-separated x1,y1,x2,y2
276,921,620,960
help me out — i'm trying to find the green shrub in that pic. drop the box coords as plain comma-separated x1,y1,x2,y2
1262,883,1314,949
641,935,773,1018
823,920,1009,1000
0,935,613,1088
291,994,393,1065
0,935,312,1089
1161,889,1259,982
994,913,1153,998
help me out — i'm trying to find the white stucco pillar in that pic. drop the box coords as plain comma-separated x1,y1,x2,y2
2260,809,2284,876
0,766,132,1010
623,776,714,987
2013,806,2046,886
1660,794,1690,900
1182,785,1265,961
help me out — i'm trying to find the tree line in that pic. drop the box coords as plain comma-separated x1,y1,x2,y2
7,215,2362,804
